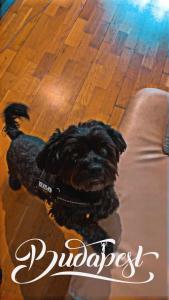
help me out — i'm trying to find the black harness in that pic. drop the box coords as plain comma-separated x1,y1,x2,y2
35,171,102,209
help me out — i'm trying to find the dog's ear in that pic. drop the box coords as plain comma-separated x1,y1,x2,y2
36,129,62,173
106,125,127,155
84,120,127,155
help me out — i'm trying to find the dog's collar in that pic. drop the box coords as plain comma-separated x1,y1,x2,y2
36,175,103,208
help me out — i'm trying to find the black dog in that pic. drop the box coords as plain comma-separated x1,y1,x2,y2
3,103,126,254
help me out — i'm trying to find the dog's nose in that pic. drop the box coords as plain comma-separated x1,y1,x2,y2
89,165,102,175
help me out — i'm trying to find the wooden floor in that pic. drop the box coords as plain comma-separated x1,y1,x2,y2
0,0,169,299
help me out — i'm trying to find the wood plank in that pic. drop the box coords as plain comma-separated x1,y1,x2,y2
90,20,109,49
33,52,56,80
0,5,32,49
109,105,125,129
151,39,168,86
0,48,16,78
80,0,95,20
116,52,144,107
65,18,87,47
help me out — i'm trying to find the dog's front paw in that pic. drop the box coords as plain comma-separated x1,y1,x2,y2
104,242,115,255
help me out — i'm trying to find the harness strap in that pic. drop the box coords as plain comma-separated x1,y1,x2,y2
36,171,102,208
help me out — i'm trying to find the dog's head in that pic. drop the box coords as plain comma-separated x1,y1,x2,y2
36,121,126,192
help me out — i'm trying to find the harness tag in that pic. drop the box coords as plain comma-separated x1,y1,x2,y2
38,180,53,195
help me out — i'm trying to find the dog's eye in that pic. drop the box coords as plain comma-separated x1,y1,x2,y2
100,148,108,157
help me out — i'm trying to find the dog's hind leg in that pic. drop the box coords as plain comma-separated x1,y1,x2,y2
8,164,21,190
7,156,22,190
9,174,21,190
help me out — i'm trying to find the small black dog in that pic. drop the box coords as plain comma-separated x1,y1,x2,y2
3,103,126,254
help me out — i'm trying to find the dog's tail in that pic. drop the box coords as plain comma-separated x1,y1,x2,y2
3,103,29,140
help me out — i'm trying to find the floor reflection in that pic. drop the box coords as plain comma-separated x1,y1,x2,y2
103,0,169,47
130,0,169,20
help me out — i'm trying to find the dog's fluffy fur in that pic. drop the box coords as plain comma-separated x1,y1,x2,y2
3,103,126,254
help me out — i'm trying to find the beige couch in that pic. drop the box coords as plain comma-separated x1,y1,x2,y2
68,88,168,299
